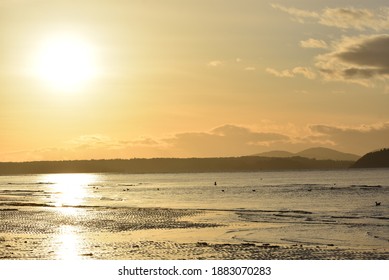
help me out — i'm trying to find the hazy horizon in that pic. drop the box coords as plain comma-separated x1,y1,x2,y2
2,1,389,162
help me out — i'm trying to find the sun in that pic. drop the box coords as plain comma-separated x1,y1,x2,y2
34,34,98,91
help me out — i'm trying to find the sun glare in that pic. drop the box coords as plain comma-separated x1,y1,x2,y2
42,173,96,208
34,34,98,92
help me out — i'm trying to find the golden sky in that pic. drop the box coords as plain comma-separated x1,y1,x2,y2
1,0,389,161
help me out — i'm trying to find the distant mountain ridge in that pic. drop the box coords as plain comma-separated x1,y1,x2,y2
252,147,360,161
352,148,389,168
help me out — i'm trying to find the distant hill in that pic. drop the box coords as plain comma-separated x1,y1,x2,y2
0,156,354,175
351,148,389,168
252,147,360,161
296,147,360,161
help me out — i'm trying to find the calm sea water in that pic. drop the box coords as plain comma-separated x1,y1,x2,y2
1,169,388,248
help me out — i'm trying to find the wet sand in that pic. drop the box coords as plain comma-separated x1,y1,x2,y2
1,206,388,260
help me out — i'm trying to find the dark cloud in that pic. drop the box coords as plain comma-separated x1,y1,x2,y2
337,35,389,69
316,35,389,86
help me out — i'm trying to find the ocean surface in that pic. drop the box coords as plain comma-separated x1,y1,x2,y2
1,169,388,250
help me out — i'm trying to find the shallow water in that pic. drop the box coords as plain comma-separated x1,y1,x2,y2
1,169,388,254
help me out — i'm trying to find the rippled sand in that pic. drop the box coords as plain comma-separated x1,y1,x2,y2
0,206,388,260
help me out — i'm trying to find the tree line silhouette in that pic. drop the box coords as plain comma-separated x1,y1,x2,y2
0,156,355,175
352,148,389,168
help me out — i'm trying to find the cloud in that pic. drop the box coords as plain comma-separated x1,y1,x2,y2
207,60,223,67
300,38,328,49
162,123,389,156
4,121,389,161
319,7,389,31
272,4,389,31
2,126,291,160
211,125,287,142
208,59,257,72
66,134,125,150
266,67,316,79
165,124,290,157
266,67,294,78
292,67,317,79
129,138,161,147
271,4,319,23
273,3,389,88
315,34,389,86
309,122,389,154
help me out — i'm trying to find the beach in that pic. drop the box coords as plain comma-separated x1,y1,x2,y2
1,170,388,260
1,205,388,260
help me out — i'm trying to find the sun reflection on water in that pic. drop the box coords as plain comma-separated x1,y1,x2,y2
39,174,97,259
55,225,81,260
41,173,97,209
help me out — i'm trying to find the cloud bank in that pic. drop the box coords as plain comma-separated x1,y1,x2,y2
4,122,389,161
